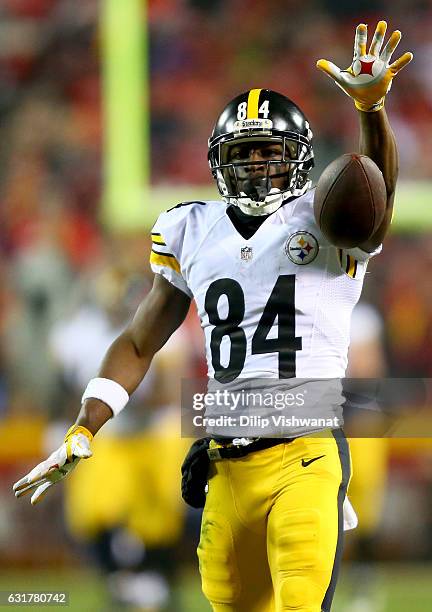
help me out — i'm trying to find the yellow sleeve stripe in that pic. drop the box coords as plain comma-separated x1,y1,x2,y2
151,232,166,246
150,249,180,273
247,88,262,119
346,254,358,278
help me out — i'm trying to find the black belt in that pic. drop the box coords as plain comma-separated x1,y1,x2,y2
208,437,293,460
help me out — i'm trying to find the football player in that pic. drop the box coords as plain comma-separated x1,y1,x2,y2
13,21,412,612
345,302,389,612
49,264,191,610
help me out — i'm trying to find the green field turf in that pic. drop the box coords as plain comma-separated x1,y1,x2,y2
0,564,430,611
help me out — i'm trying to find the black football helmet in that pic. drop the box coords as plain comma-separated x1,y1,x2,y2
208,89,314,214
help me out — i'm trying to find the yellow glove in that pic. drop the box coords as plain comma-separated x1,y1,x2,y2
13,425,93,505
317,20,413,112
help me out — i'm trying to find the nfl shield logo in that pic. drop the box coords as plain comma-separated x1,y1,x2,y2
240,246,253,261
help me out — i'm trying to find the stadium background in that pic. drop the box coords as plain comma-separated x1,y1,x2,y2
0,0,432,610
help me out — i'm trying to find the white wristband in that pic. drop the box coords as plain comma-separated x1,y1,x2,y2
81,377,129,416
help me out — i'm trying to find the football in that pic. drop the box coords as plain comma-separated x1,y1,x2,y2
313,153,387,248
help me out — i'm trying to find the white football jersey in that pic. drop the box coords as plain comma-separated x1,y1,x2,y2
150,190,379,383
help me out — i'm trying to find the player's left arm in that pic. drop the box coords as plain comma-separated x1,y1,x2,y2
316,20,413,251
357,108,397,251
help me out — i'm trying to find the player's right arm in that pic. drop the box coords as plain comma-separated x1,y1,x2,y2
77,273,191,433
13,274,191,504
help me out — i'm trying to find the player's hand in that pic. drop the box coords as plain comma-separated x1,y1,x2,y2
12,425,93,505
316,20,413,112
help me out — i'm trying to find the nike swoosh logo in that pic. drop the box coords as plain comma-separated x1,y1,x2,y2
301,455,325,467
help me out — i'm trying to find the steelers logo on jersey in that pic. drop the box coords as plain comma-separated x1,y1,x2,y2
285,231,318,265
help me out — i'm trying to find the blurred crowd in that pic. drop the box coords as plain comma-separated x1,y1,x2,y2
0,0,430,406
0,1,432,608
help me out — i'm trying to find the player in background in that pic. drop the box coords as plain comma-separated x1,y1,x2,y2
48,264,193,611
14,21,412,612
343,302,389,612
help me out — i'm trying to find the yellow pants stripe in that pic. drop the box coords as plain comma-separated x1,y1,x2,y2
322,430,351,611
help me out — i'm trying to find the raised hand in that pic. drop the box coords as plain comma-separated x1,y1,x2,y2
317,21,413,112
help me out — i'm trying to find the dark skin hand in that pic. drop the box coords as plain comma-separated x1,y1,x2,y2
75,273,191,435
357,107,398,252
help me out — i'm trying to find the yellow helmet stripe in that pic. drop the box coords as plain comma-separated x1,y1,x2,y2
247,88,262,119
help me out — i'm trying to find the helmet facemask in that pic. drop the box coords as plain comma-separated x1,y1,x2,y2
210,133,313,216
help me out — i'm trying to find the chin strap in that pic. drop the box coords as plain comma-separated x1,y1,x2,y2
225,179,312,216
235,189,284,216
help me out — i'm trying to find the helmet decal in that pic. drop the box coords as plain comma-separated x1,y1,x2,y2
233,118,273,132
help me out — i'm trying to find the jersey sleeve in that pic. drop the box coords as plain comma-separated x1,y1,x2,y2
336,243,382,281
150,211,193,298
